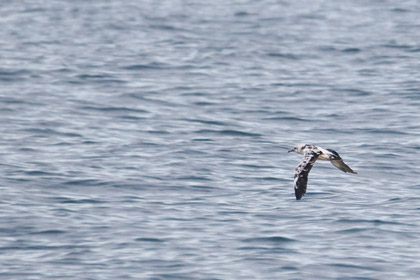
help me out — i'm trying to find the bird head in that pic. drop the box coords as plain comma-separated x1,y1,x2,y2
288,144,307,154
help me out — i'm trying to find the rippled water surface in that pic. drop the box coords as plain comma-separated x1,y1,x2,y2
1,1,420,279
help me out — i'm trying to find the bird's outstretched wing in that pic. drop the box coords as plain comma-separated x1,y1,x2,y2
294,150,321,200
330,159,357,174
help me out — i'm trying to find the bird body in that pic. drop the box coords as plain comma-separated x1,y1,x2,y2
289,144,357,200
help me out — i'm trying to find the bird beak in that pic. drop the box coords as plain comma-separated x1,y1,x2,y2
288,149,293,153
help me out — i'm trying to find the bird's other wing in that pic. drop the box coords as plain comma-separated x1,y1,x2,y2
330,159,357,174
294,150,321,200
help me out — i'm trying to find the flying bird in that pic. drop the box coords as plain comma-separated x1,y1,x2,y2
289,144,357,200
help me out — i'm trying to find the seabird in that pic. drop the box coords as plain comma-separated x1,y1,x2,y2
288,144,357,200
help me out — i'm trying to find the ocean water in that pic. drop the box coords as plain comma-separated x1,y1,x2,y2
1,1,420,279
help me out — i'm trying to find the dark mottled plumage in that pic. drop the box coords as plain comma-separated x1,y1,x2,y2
290,144,357,200
293,150,321,200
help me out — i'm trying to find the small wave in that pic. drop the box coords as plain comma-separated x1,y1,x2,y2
53,196,106,204
31,230,66,235
79,105,149,114
122,63,168,71
196,129,261,137
0,69,30,82
183,118,227,126
333,88,371,96
176,176,212,181
391,8,409,13
267,52,299,60
355,128,410,135
335,228,369,234
336,218,405,226
71,74,125,84
382,43,412,49
234,11,252,17
134,237,166,243
328,262,380,272
263,116,311,121
61,179,107,186
0,244,88,251
242,236,295,244
192,138,213,142
342,48,361,53
24,170,58,177
21,128,82,138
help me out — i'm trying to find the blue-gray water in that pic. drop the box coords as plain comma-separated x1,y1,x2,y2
1,1,420,279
